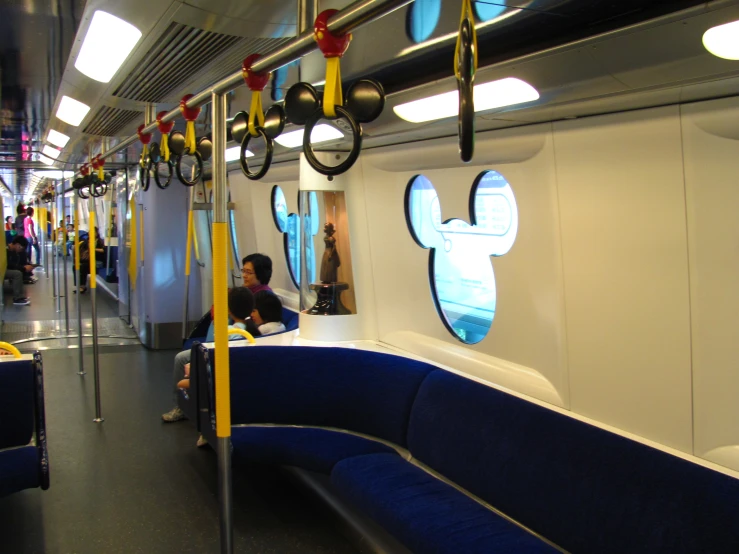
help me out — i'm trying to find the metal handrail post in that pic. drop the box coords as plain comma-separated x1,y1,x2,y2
89,195,103,422
74,191,85,376
212,90,233,554
62,182,69,333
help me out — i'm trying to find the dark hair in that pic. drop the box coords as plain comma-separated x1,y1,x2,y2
242,253,272,285
228,287,255,321
26,207,34,216
16,203,25,215
12,236,28,248
254,291,283,323
5,216,11,223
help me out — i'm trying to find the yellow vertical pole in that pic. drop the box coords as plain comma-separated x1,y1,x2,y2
128,199,137,290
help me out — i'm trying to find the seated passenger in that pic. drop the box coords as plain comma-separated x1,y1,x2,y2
4,236,32,305
252,291,287,336
162,287,258,424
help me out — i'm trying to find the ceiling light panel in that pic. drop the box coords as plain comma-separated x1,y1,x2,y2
42,145,61,159
703,20,739,60
47,129,70,148
75,11,142,83
226,146,253,162
275,125,344,148
393,78,540,123
56,96,91,126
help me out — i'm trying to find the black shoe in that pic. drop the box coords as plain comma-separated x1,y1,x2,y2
13,297,31,306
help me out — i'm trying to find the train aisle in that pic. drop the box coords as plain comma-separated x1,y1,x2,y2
0,267,356,553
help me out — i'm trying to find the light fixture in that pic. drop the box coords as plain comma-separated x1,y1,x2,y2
703,20,739,60
225,146,253,162
42,145,61,159
56,95,91,126
393,78,540,123
47,129,70,148
74,11,142,83
39,156,55,166
275,124,344,148
33,170,75,179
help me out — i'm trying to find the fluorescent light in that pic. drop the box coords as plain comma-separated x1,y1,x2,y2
393,78,539,123
225,146,253,162
39,156,55,166
74,11,142,83
703,20,739,60
275,124,344,148
33,170,74,179
56,95,90,126
47,129,70,148
42,145,61,159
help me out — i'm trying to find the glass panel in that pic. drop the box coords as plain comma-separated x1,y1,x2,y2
405,171,518,344
406,0,441,43
299,190,356,315
473,0,506,22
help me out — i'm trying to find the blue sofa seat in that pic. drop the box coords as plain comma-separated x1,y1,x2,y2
197,345,739,553
231,426,399,474
183,307,299,350
332,453,557,554
0,354,50,499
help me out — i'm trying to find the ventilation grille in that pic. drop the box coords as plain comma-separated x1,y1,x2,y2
112,23,290,104
83,106,143,137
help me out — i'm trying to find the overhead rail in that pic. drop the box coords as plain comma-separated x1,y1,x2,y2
82,0,414,168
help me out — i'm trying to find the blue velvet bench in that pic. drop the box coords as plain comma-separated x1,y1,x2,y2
194,345,739,553
0,353,50,499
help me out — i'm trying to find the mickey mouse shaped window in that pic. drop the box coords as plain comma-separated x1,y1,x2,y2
271,185,319,288
405,171,518,344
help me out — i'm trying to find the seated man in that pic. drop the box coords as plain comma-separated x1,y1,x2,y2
252,291,287,336
162,287,258,424
5,236,32,305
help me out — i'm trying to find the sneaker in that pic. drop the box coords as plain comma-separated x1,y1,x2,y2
161,407,186,422
13,297,31,306
196,434,208,448
23,279,36,285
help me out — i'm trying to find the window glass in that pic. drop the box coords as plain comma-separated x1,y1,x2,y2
271,66,288,102
406,0,441,43
271,186,318,288
473,1,506,22
405,171,518,344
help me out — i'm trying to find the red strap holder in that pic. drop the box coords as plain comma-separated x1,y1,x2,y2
242,54,270,136
313,10,352,118
137,124,152,145
179,94,201,155
80,163,90,177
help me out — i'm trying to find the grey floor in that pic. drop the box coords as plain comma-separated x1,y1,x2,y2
0,251,357,553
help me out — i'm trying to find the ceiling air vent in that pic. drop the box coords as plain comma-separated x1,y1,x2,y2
83,106,144,137
112,23,290,104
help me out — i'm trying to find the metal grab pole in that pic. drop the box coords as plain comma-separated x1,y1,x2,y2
42,206,49,278
74,193,85,376
89,197,103,422
51,191,57,302
213,91,233,554
182,187,195,343
62,184,70,333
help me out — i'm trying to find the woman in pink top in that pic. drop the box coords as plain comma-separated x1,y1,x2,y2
24,207,40,265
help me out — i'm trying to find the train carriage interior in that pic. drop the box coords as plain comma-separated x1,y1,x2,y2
1,0,739,552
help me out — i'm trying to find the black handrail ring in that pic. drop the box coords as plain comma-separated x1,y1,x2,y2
240,127,273,181
457,17,475,163
303,105,362,177
153,159,174,189
175,151,203,187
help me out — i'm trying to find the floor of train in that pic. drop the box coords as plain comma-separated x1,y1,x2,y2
0,257,357,553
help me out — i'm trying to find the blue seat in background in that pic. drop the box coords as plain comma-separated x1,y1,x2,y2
193,344,739,554
0,353,50,499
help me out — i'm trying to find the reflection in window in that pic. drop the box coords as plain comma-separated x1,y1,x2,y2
405,171,518,344
406,0,441,43
473,1,506,22
271,185,318,288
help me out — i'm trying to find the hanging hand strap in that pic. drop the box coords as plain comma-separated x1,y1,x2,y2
157,111,175,162
179,94,201,155
137,124,152,168
242,54,270,137
454,0,478,81
314,10,352,118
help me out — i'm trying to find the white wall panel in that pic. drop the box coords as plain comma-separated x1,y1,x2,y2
554,106,693,452
362,127,569,406
681,97,739,471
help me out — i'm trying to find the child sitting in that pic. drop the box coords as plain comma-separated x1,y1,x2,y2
177,287,257,390
252,291,287,336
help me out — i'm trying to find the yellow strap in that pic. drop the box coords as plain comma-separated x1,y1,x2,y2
140,144,148,168
0,342,22,358
227,327,256,344
193,214,201,263
161,134,170,163
185,210,193,277
97,167,104,181
185,121,197,155
213,222,231,437
89,211,97,289
323,57,343,118
454,0,478,80
128,199,137,290
139,208,144,263
74,207,80,271
248,91,265,137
